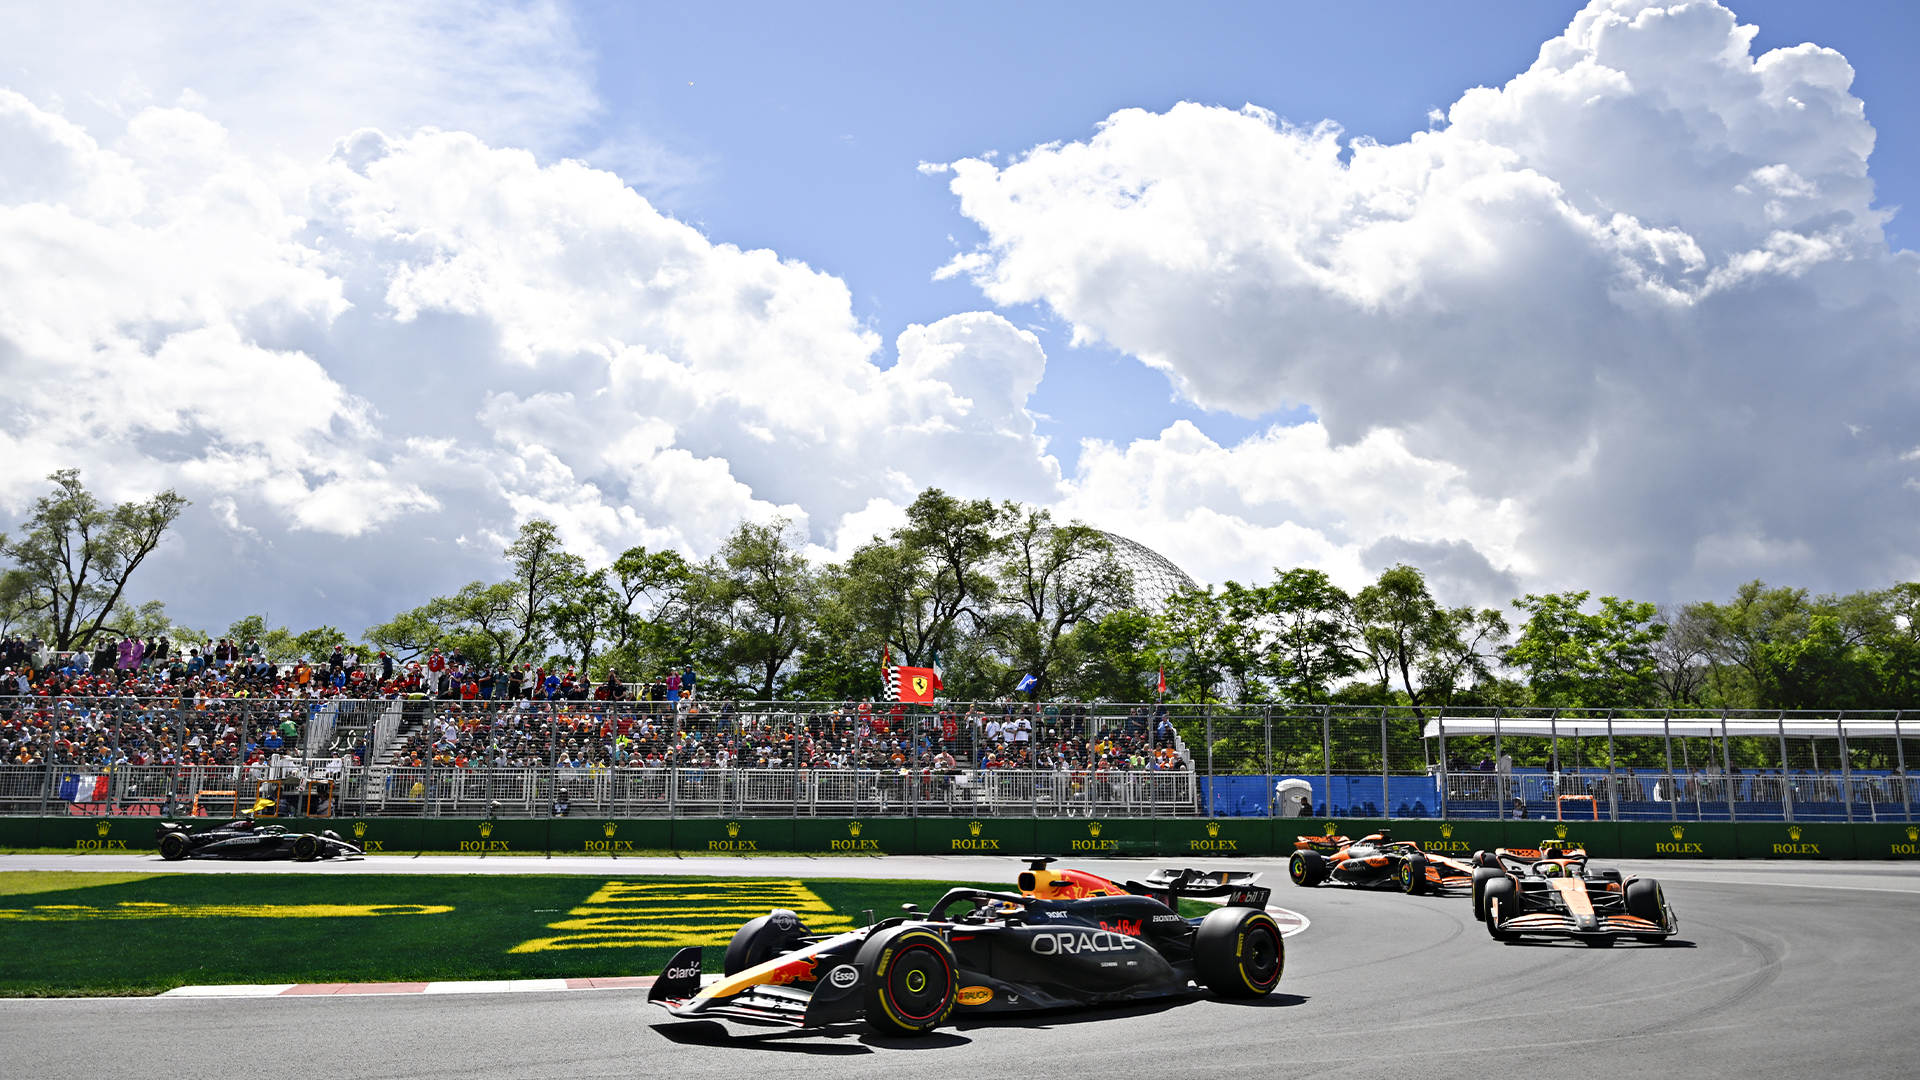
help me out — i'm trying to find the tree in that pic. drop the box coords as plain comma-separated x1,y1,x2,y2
1151,585,1232,703
710,519,817,699
545,566,616,672
885,489,1013,665
1693,581,1883,708
1352,564,1507,715
0,470,187,649
1505,591,1665,707
500,519,584,666
1257,568,1361,703
994,511,1132,696
365,581,521,668
1651,603,1713,705
1060,608,1157,701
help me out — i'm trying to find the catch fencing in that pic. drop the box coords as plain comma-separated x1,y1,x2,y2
0,696,1913,822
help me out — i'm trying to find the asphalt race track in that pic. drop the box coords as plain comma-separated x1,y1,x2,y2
4,853,1918,1079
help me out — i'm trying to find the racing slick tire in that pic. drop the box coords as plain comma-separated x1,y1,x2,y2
1472,850,1499,868
291,834,320,861
857,925,956,1037
1398,854,1430,895
1289,850,1329,888
1471,867,1507,921
722,910,813,976
157,831,190,861
1624,878,1669,942
1193,907,1284,999
1482,876,1519,941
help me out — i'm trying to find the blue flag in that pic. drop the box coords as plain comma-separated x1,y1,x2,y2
1015,674,1037,692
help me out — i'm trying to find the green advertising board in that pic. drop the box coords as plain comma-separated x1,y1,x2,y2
6,814,1920,858
1857,822,1920,859
915,815,1035,855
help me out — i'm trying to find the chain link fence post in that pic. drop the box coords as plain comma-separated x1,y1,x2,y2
1662,708,1678,822
1777,710,1793,823
1895,709,1911,824
1378,706,1389,820
1494,707,1504,820
1320,704,1331,819
1722,709,1738,823
1838,711,1854,824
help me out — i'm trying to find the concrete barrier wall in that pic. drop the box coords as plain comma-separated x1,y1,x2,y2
6,815,1918,860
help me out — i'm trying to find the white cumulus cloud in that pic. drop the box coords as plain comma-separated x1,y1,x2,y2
942,0,1920,601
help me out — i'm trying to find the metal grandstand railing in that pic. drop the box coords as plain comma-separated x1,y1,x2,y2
0,697,1912,821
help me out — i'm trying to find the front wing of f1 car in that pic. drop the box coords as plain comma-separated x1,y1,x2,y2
648,865,1285,1035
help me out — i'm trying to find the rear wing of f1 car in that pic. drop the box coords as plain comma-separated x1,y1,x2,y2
1127,868,1271,911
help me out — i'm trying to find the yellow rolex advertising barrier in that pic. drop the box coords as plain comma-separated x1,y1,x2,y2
4,816,1918,858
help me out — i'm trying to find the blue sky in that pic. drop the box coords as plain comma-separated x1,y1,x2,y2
1,0,1918,637
567,0,1920,467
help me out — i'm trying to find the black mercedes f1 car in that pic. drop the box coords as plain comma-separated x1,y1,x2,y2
154,819,363,861
648,859,1284,1036
1476,847,1678,946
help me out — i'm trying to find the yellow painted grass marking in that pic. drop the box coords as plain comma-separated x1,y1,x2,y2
510,879,855,953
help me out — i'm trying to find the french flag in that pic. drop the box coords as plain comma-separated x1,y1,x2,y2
58,775,110,802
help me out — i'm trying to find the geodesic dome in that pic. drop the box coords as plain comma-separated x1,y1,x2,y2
1094,531,1197,614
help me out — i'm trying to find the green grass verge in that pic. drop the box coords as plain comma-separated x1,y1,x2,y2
0,872,1223,998
0,872,1207,997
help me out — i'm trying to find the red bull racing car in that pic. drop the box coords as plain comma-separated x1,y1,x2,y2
648,858,1283,1036
1475,846,1678,946
1287,830,1475,894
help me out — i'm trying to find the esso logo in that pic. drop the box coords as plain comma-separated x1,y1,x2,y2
1030,931,1139,956
827,964,859,989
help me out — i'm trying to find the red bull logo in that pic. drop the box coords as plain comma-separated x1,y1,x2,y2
766,955,818,986
1098,918,1142,937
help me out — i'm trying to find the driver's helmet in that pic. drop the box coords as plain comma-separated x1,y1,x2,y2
1538,862,1564,877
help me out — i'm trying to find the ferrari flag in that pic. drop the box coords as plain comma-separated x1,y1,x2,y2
894,665,941,703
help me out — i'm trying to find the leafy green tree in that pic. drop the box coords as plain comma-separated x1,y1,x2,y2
365,581,521,667
1058,608,1157,701
0,470,187,649
787,562,886,701
1353,564,1507,715
1504,591,1665,707
1693,581,1884,708
1872,583,1920,705
545,566,616,671
994,511,1132,696
709,519,817,699
879,489,1013,666
1151,584,1232,703
500,519,583,666
1257,568,1361,702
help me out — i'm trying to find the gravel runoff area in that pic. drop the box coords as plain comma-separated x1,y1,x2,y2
3,853,1918,1079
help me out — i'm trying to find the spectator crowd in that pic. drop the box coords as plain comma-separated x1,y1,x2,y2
0,634,1192,776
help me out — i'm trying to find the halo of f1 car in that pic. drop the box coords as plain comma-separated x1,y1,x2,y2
648,857,1284,1036
153,818,363,861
